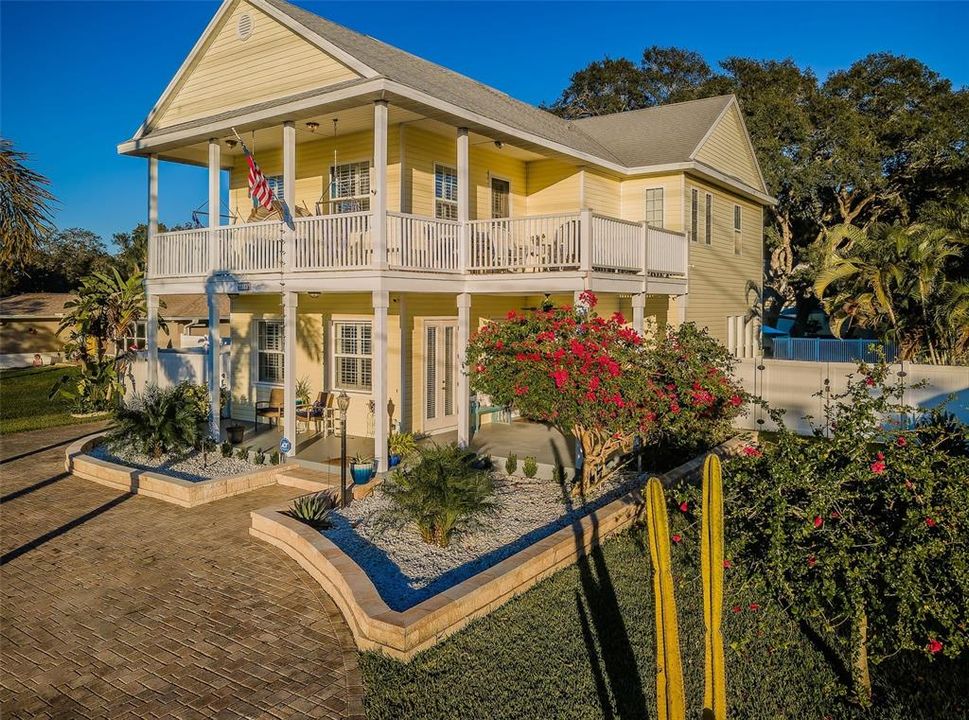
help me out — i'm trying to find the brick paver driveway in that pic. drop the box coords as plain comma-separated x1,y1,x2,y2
1,423,365,719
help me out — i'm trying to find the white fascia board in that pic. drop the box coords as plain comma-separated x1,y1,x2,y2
687,96,768,194
689,161,777,206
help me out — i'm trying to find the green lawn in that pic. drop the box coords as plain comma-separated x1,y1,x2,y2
0,365,90,435
361,524,966,720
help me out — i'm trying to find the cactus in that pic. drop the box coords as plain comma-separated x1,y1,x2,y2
701,454,727,720
644,477,686,720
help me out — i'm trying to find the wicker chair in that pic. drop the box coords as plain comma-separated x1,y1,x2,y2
255,388,285,427
296,391,338,436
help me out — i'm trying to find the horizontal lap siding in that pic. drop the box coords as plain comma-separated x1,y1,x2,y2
154,1,361,129
525,159,580,215
584,171,621,216
693,105,763,191
682,178,764,345
619,175,684,230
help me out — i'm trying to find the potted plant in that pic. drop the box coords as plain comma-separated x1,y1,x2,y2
349,454,376,484
295,376,312,407
387,432,416,468
226,423,246,445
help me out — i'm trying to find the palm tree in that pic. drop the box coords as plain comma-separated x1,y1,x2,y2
0,138,56,268
814,219,968,363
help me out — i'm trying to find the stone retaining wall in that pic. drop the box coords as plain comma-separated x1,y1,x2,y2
66,434,283,508
249,434,750,661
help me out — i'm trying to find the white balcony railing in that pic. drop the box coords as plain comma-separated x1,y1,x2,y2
147,211,687,281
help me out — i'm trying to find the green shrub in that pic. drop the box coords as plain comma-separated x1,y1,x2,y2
522,456,538,479
379,443,498,547
388,431,418,459
106,382,210,459
270,450,280,465
288,491,337,529
220,440,232,458
254,449,266,465
236,445,250,461
504,453,518,476
701,360,969,704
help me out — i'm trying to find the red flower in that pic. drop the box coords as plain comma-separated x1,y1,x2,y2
731,605,742,614
669,401,681,414
925,517,936,528
870,459,887,475
474,364,485,373
729,394,743,407
864,376,875,386
578,290,598,307
723,559,733,569
807,555,817,568
742,446,762,458
611,311,626,324
671,534,682,544
550,369,569,389
896,436,907,447
679,501,689,512
748,603,760,611
514,384,528,396
495,340,504,350
506,310,518,320
926,638,943,654
813,516,823,529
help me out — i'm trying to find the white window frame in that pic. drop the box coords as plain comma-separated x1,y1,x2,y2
490,175,511,219
644,187,664,228
266,175,283,201
119,321,147,352
705,193,713,245
434,163,458,220
330,318,373,393
733,204,743,255
690,188,699,242
255,319,284,385
329,160,371,214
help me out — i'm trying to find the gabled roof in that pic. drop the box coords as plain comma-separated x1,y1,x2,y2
571,95,734,167
0,293,229,321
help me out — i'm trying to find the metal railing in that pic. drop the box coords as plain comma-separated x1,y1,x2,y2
771,337,898,363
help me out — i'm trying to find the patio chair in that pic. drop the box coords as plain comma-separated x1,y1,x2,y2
296,391,339,436
255,388,285,428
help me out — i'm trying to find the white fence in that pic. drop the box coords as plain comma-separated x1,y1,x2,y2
646,226,688,276
734,358,969,435
467,214,581,272
126,348,230,396
591,215,641,272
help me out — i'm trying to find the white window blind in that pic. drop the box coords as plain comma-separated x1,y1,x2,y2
329,161,371,214
333,321,372,392
435,164,458,220
257,320,284,384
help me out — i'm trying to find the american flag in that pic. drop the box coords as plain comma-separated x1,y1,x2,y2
238,136,295,230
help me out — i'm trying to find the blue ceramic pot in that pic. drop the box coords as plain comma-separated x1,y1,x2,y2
351,463,375,485
388,454,402,468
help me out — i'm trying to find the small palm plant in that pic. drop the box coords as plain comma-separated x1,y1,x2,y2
107,382,209,459
379,443,498,547
289,491,337,529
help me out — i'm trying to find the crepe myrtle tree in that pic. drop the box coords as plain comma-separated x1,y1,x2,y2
466,291,746,495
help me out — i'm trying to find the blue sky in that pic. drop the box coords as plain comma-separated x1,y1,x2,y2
2,1,967,249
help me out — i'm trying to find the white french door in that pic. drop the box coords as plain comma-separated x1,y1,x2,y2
423,320,458,433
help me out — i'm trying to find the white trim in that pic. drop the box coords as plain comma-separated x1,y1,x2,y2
489,173,512,219
687,97,767,194
433,162,459,220
643,185,664,228
329,314,374,393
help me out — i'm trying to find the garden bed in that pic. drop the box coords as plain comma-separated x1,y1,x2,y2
327,468,658,611
67,434,282,507
249,435,749,661
89,444,262,482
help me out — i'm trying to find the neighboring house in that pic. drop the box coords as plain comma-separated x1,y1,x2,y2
119,0,774,469
0,293,229,367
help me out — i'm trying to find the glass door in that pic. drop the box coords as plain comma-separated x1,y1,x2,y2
423,320,458,432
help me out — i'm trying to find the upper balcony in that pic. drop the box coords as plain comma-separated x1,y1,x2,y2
148,210,688,287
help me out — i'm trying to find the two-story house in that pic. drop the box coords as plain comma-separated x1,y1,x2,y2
119,0,773,471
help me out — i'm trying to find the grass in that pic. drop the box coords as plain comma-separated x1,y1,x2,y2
360,521,966,719
0,365,92,435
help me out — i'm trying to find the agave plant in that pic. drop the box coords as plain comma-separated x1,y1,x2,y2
289,491,337,529
379,443,498,547
107,382,210,459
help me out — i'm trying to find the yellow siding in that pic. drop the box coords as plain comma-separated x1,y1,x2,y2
584,170,621,216
524,159,580,215
681,177,764,345
693,104,763,191
228,127,401,218
154,1,361,129
619,174,684,229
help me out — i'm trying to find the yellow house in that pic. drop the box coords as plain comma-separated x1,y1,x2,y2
119,0,774,470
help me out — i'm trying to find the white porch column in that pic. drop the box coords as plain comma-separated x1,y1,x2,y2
579,208,593,275
207,139,220,273
372,290,390,471
283,292,298,457
632,293,646,335
146,293,159,387
456,292,471,446
282,121,296,273
206,288,221,438
744,315,755,358
735,316,747,358
147,154,158,278
727,315,737,356
372,100,389,270
456,127,470,272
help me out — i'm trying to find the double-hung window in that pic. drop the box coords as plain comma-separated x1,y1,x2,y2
329,161,371,214
118,321,147,352
690,188,699,242
645,188,664,228
257,320,284,384
266,175,284,201
705,193,713,245
733,204,743,255
435,164,458,220
333,321,372,392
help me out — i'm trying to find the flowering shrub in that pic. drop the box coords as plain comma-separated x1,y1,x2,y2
711,361,969,704
465,292,745,495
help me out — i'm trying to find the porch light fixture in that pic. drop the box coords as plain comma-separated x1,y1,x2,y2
308,291,320,298
337,391,350,506
306,121,320,132
494,140,503,150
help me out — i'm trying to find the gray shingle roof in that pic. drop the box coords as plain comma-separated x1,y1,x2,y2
0,293,228,320
571,95,734,167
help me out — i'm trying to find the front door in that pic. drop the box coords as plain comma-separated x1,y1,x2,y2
423,320,458,433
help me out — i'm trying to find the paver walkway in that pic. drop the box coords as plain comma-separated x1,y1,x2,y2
0,423,365,719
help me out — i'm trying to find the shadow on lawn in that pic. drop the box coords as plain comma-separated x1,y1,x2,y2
558,440,648,720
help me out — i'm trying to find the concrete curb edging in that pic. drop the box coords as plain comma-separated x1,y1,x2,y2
66,434,284,507
249,433,752,661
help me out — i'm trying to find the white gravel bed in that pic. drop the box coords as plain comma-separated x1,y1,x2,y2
89,444,264,482
323,468,648,611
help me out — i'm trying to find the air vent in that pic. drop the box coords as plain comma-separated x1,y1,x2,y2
237,13,254,40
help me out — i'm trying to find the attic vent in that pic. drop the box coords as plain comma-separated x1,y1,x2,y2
237,13,254,40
